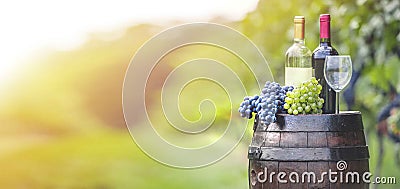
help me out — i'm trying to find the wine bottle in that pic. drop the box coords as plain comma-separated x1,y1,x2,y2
312,14,339,114
285,16,312,87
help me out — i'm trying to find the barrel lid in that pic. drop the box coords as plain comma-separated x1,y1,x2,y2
255,111,364,132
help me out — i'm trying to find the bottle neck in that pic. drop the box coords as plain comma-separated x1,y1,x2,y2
319,38,331,46
294,22,305,44
320,20,331,45
294,38,305,45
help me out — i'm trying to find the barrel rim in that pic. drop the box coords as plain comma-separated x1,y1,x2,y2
277,111,361,117
248,146,370,161
254,111,364,132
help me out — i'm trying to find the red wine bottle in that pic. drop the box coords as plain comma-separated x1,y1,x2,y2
312,14,339,114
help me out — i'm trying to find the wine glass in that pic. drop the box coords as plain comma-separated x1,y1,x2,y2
324,55,352,114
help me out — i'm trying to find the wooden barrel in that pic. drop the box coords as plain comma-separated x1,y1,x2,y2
248,111,369,189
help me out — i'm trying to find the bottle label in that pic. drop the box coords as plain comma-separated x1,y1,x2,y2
284,67,312,86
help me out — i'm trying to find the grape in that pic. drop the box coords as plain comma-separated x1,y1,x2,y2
238,81,294,125
284,103,290,109
311,103,317,110
238,95,261,119
257,82,285,125
283,77,324,115
317,102,323,109
311,77,318,84
305,105,311,112
297,106,303,113
285,97,293,104
294,91,300,98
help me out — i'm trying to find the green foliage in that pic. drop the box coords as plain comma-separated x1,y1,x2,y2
0,0,399,188
241,0,400,130
0,130,248,189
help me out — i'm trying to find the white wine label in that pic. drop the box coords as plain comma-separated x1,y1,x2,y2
285,67,313,86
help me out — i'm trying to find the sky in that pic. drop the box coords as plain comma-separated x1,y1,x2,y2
0,0,259,87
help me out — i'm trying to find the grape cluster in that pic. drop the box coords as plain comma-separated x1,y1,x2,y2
257,82,285,125
283,77,324,115
238,95,261,119
238,82,294,125
281,85,295,113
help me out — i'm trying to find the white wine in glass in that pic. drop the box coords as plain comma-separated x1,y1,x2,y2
324,55,352,114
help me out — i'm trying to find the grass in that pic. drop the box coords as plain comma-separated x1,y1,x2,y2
0,129,248,189
367,132,400,188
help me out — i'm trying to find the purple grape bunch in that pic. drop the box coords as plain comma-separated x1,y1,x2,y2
238,81,293,125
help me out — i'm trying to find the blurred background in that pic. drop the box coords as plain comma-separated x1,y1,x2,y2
0,0,399,188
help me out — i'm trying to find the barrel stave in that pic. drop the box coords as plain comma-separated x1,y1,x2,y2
248,112,370,189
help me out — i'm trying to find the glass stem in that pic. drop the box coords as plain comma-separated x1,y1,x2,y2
336,92,339,114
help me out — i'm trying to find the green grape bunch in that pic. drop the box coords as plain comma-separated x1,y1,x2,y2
283,77,324,115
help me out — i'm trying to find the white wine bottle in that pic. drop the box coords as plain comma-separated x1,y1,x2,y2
285,16,312,86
